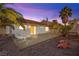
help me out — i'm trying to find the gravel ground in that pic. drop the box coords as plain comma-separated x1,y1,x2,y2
0,36,79,56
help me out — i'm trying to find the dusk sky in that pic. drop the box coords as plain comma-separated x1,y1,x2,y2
6,3,79,23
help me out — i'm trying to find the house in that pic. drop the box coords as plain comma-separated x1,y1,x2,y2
10,19,50,39
68,19,79,35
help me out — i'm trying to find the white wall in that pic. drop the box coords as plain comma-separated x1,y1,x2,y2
11,25,49,39
12,25,31,39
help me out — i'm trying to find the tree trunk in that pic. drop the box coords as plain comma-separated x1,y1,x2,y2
63,23,67,37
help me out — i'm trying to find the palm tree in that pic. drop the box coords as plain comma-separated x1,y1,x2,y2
0,3,26,34
59,6,72,24
59,6,72,37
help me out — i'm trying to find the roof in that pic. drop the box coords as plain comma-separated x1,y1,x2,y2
24,19,49,26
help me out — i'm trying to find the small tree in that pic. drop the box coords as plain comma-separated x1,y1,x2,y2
59,23,74,37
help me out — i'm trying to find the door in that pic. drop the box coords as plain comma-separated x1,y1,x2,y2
30,25,36,35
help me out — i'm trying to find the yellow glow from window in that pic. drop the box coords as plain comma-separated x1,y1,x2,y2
30,26,36,35
19,26,23,30
45,27,49,31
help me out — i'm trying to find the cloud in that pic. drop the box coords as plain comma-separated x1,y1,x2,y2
6,4,61,23
14,4,56,16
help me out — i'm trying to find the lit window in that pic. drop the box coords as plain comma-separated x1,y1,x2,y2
45,27,49,31
19,26,23,30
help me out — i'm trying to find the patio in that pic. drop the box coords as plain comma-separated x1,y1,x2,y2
0,33,79,56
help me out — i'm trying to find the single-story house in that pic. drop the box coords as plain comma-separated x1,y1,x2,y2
8,19,50,39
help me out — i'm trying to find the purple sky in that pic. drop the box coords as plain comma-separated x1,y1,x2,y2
6,3,79,23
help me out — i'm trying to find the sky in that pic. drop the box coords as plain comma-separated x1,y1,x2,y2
6,3,79,23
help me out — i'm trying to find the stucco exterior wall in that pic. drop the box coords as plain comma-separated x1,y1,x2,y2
12,25,31,39
6,25,50,39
